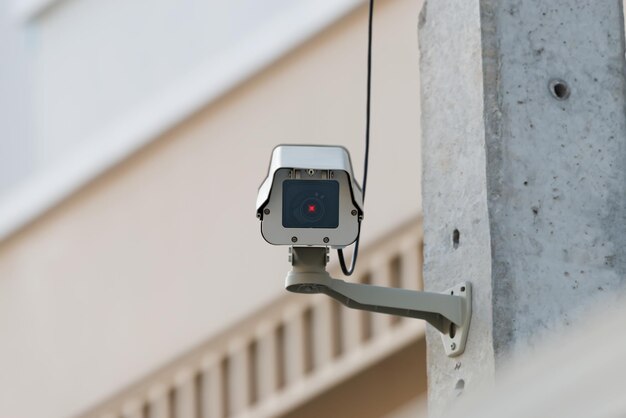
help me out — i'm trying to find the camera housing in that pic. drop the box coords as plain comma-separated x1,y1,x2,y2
256,145,363,247
256,145,472,358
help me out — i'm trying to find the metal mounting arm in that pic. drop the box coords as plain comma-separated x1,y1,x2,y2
285,247,472,357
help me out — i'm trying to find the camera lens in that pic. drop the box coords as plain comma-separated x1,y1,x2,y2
300,197,325,222
282,180,339,229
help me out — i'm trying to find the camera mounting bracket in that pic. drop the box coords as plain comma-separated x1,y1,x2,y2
285,246,472,357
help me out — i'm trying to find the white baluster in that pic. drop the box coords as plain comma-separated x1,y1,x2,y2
227,340,250,416
283,305,305,386
400,238,422,290
370,254,394,338
255,322,278,402
341,302,362,355
174,369,196,418
200,354,223,418
146,384,169,418
311,297,333,369
121,399,144,418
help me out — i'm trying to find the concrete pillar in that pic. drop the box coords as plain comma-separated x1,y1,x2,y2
418,0,626,415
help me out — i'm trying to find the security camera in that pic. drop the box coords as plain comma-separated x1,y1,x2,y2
256,145,363,247
256,144,473,357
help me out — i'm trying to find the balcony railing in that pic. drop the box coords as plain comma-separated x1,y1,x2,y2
81,218,424,418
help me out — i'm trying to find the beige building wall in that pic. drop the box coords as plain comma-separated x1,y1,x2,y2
0,0,423,417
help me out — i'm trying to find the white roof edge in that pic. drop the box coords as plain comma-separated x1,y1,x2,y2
0,0,365,242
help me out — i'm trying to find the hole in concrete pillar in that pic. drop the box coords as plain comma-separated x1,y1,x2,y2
455,379,465,396
549,79,570,100
449,322,457,338
452,229,460,249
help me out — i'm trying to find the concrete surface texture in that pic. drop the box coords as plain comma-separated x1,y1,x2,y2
444,298,626,418
419,0,626,415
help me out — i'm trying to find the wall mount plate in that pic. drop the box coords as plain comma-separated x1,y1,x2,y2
441,282,472,357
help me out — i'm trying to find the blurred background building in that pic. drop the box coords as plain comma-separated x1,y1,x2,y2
0,0,428,417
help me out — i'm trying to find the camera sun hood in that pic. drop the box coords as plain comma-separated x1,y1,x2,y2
256,145,364,221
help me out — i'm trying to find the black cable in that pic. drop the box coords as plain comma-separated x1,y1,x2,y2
337,0,373,276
